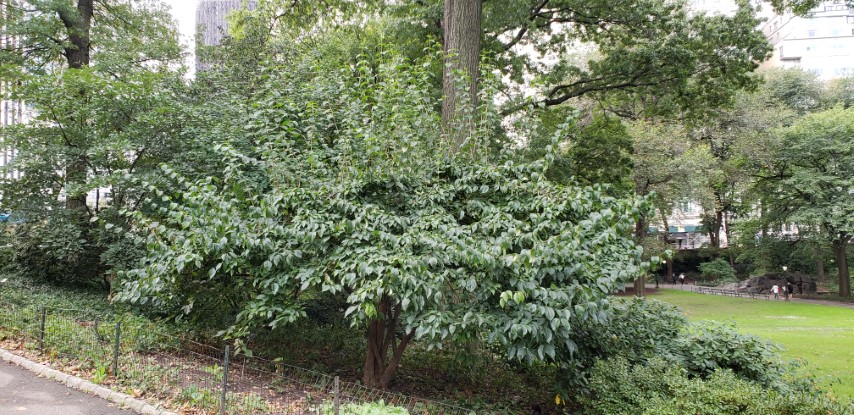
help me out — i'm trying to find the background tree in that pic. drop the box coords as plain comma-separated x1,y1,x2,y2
0,0,185,284
756,107,854,297
627,120,707,294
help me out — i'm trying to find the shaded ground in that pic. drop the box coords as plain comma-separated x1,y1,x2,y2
0,360,135,415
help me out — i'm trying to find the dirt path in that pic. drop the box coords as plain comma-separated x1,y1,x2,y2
0,360,136,415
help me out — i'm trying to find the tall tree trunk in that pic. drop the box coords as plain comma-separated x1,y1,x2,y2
659,205,673,283
816,245,825,281
724,211,735,267
441,0,482,146
57,0,93,213
361,296,414,389
832,236,851,297
633,216,647,296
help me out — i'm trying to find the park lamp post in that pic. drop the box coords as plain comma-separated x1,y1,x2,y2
783,265,788,272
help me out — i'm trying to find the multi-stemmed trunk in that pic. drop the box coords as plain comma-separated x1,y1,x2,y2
362,295,414,389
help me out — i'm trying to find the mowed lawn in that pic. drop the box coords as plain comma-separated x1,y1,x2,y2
652,289,854,399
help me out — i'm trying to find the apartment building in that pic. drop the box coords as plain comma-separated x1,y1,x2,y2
761,1,854,79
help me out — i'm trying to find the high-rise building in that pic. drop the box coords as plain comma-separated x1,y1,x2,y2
760,1,854,79
1,0,23,179
195,0,258,71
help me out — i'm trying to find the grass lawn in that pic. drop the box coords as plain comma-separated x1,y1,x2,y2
651,289,854,400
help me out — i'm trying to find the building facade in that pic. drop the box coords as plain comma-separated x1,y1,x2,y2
1,0,23,180
761,1,854,79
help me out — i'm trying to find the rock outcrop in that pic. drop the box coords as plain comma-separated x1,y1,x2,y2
731,272,817,294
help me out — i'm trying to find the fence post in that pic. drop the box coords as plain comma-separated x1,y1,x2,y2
112,321,121,377
334,376,340,415
38,308,46,351
220,345,230,415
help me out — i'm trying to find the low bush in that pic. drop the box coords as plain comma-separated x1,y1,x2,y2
578,358,850,415
562,299,790,403
671,322,786,389
558,298,687,394
699,258,737,282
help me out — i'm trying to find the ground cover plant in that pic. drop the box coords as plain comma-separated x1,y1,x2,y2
653,288,854,399
0,277,551,413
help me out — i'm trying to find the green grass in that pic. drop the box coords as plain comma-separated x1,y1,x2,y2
652,289,854,400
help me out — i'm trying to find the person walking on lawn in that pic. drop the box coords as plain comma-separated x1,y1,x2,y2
771,284,780,300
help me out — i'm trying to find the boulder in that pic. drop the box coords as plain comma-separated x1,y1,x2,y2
738,272,816,294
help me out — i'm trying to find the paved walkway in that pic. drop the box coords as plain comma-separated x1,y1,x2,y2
0,360,135,415
649,283,854,309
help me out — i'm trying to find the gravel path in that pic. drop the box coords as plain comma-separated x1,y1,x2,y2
0,360,136,415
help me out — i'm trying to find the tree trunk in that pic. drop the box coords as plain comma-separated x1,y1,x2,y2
713,210,723,248
666,259,673,284
659,206,673,284
58,0,93,213
724,211,735,267
441,0,482,146
361,296,414,389
816,246,825,281
832,237,851,297
634,216,647,296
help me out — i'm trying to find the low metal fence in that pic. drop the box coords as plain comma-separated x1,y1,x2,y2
0,302,474,415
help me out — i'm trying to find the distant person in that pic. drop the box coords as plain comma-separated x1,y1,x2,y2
771,284,780,300
782,285,789,301
679,273,685,285
787,282,795,299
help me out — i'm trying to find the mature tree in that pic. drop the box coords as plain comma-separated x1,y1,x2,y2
760,68,824,115
690,87,798,262
117,52,652,389
441,0,482,136
232,0,773,127
824,76,854,109
412,0,772,120
755,107,854,297
520,109,634,193
627,121,707,294
0,0,185,284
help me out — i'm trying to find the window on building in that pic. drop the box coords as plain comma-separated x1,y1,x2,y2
807,29,816,37
847,16,854,23
831,29,841,36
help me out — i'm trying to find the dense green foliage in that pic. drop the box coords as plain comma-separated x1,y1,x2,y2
561,298,787,396
1,0,851,410
578,357,850,415
115,51,653,388
699,259,737,282
656,289,854,398
0,0,187,285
